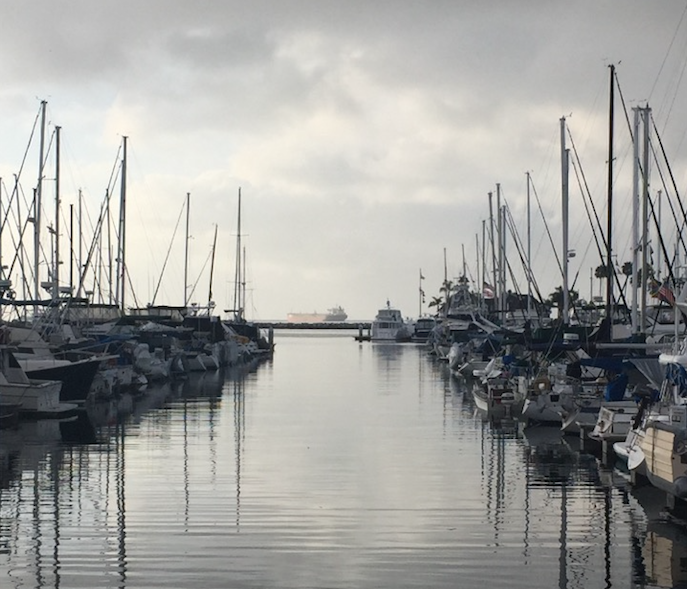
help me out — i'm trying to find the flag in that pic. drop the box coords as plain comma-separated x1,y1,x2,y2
482,282,495,299
650,278,675,306
420,270,425,280
659,281,676,306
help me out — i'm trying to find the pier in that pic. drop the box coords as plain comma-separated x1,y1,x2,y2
254,321,370,330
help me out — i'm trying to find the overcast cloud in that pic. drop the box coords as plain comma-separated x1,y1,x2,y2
1,1,686,320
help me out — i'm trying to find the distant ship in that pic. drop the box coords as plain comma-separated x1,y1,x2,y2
287,305,348,323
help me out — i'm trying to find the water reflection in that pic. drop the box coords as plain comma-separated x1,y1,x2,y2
0,361,262,589
2,337,687,588
462,373,687,589
642,517,687,587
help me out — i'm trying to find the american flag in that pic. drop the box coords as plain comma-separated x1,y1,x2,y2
651,279,675,306
659,281,675,306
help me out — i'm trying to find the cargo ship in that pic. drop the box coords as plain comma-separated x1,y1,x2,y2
287,305,348,323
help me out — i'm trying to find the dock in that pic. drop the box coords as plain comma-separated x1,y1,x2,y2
254,321,374,342
254,322,370,330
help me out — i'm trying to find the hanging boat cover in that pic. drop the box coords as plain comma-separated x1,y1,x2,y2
604,372,628,402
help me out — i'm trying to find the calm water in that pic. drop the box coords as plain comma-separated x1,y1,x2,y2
1,330,687,588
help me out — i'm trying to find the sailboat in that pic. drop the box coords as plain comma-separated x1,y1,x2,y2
222,188,273,359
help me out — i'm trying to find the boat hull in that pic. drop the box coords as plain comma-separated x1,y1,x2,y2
640,422,687,500
0,379,75,417
20,357,102,404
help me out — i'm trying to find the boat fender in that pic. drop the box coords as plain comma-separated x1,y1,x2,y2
673,430,687,455
674,476,687,499
596,419,610,434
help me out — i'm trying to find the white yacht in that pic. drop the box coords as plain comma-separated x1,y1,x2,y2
371,301,413,342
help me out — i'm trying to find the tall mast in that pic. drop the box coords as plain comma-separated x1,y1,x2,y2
488,191,496,304
526,171,532,317
107,188,113,304
418,268,423,317
640,106,651,333
442,247,448,315
69,204,74,295
117,136,128,311
656,189,662,280
208,224,218,308
78,189,83,298
242,245,247,318
481,219,486,312
184,192,190,308
475,234,479,303
233,188,242,321
34,100,47,309
496,184,503,317
561,116,570,325
631,107,640,334
500,201,507,316
54,125,61,300
605,64,615,325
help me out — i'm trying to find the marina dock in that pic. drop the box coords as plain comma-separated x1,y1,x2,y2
254,321,370,330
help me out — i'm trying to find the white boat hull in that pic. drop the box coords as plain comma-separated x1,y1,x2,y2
0,379,63,413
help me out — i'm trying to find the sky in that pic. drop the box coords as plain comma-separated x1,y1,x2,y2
1,1,686,321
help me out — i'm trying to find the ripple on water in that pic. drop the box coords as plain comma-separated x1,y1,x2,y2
0,334,678,587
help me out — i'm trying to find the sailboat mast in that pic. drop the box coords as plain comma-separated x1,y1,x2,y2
233,188,242,321
631,107,640,334
475,234,479,303
106,188,112,304
496,184,503,317
69,204,74,295
481,219,486,313
54,125,61,300
117,136,128,312
526,171,532,317
184,192,190,308
605,64,615,324
561,116,570,325
242,245,247,318
208,224,218,307
640,106,651,334
488,191,496,306
35,100,46,309
78,189,83,298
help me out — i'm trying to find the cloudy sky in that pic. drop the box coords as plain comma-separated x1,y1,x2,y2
1,1,686,321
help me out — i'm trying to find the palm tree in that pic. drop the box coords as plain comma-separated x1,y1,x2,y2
547,286,579,319
439,280,453,315
427,296,445,316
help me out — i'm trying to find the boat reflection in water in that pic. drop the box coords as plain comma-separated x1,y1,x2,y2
622,480,687,588
3,333,687,588
0,362,256,589
642,517,687,587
